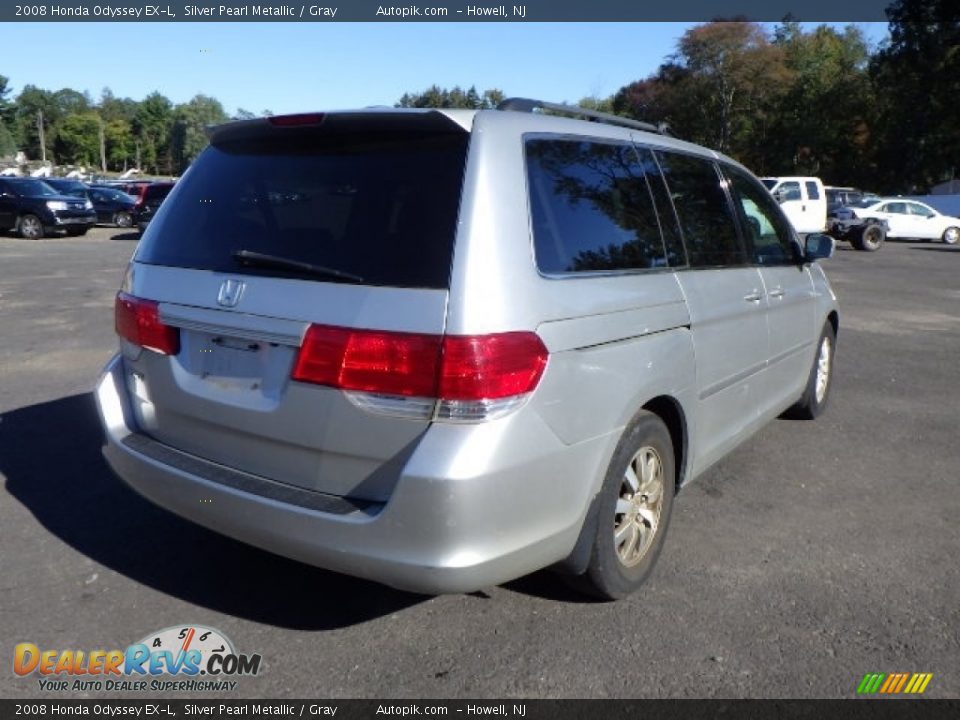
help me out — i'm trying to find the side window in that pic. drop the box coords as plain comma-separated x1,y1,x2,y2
655,151,747,268
725,167,799,266
908,203,934,218
805,181,821,200
885,202,907,214
779,181,802,201
525,138,668,273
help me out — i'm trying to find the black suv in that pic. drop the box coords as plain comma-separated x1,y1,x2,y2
0,177,97,239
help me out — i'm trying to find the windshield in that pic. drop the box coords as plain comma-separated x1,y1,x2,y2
13,179,58,197
761,179,777,190
136,129,468,289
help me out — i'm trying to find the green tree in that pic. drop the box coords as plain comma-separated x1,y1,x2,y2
132,91,173,173
14,85,59,160
396,85,505,109
768,24,874,183
170,94,228,173
870,0,960,191
104,118,134,170
53,112,101,166
0,74,15,156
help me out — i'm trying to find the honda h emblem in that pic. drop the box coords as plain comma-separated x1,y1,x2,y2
217,279,245,308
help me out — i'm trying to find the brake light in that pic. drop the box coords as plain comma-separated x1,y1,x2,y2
268,113,325,127
292,325,549,421
439,334,548,401
293,325,441,398
115,292,180,355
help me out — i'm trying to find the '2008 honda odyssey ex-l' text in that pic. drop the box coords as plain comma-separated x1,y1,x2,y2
95,99,838,599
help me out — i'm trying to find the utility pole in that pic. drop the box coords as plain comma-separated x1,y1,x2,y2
37,110,46,163
99,116,106,172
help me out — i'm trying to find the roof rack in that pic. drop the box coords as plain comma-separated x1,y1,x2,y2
497,97,669,136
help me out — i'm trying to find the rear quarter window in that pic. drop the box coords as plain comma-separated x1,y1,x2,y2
525,138,669,274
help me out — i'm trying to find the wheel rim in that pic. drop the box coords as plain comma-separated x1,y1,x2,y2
21,216,41,239
864,227,882,248
614,446,665,567
116,212,132,228
944,227,959,245
815,336,832,404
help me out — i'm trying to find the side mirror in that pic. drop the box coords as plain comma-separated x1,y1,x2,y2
805,233,834,262
772,190,786,204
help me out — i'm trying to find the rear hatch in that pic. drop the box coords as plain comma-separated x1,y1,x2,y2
122,111,471,501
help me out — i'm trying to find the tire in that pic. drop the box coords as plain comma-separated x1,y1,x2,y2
18,214,45,240
942,226,959,245
114,211,132,228
787,322,836,420
577,412,676,600
852,223,885,252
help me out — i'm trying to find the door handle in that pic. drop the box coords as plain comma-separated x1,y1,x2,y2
768,288,785,299
743,291,763,303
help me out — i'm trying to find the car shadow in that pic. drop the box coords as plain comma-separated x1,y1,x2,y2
0,393,426,630
908,246,959,252
110,231,140,241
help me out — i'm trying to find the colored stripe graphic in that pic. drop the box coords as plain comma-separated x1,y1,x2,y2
857,672,932,695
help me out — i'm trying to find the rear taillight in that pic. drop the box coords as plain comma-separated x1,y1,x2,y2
115,292,180,355
292,325,548,422
293,325,442,398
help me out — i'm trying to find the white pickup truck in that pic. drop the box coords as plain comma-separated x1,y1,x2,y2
762,176,827,235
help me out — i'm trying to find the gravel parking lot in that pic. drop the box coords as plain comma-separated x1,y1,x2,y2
1,228,958,699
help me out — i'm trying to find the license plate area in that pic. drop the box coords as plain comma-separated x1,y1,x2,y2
165,324,300,408
200,335,264,386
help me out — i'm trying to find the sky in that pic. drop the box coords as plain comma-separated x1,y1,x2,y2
6,22,889,116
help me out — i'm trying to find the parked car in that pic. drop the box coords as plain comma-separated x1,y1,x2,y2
0,177,96,238
87,185,137,227
762,176,828,235
131,182,175,234
95,100,838,600
836,198,960,244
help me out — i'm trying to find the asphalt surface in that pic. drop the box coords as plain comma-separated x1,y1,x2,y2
1,228,958,700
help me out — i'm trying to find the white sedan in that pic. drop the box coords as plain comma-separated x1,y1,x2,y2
836,199,960,244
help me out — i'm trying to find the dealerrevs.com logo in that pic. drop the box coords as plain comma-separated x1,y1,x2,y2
14,625,262,693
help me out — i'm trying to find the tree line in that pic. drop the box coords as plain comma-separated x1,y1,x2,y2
0,80,268,176
400,2,957,194
0,0,956,190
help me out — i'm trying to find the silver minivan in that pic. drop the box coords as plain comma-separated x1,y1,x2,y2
95,99,838,599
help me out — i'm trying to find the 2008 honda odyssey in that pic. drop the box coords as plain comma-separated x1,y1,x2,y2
95,99,838,599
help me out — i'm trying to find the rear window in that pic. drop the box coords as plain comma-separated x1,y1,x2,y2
143,184,173,201
136,130,468,289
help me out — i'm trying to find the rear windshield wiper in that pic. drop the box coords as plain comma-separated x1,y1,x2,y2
231,249,364,283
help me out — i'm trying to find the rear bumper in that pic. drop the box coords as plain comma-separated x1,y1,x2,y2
95,354,612,594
